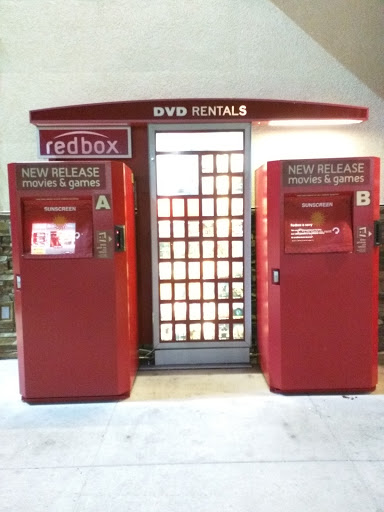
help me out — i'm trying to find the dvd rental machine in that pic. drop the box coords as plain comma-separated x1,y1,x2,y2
8,161,138,403
256,157,380,393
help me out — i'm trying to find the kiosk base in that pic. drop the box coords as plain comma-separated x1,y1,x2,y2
22,390,132,405
269,385,376,395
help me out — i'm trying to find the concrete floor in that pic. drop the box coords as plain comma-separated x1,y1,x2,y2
1,358,384,512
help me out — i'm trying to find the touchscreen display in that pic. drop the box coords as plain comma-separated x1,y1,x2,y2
284,193,353,254
23,198,93,257
31,222,76,255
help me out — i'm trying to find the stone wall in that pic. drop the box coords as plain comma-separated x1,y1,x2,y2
0,213,17,358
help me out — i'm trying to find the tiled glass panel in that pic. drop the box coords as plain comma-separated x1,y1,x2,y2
233,302,244,319
175,324,187,341
203,302,216,320
203,260,215,279
218,303,229,320
217,240,229,258
172,198,185,217
156,133,243,152
173,261,186,280
216,219,229,238
173,241,185,259
232,176,243,194
158,198,170,217
216,175,229,195
189,282,201,300
232,282,244,299
188,261,200,279
161,323,173,341
231,198,243,216
156,154,199,195
160,283,172,300
203,282,215,300
174,302,187,321
159,262,172,280
217,197,229,216
201,154,214,173
233,323,244,340
173,220,185,238
230,153,244,173
217,260,229,279
155,138,246,346
188,241,200,258
158,221,171,238
216,154,229,173
202,176,214,195
188,221,200,238
219,324,230,340
232,241,243,258
160,303,172,321
203,240,215,258
189,303,201,320
202,220,214,237
232,262,243,279
190,323,202,339
187,198,199,217
202,198,214,217
159,242,171,259
231,219,243,237
174,283,186,300
218,282,230,299
203,322,216,340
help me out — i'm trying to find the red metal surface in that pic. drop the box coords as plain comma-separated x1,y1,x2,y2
29,98,368,125
8,161,138,402
256,157,379,393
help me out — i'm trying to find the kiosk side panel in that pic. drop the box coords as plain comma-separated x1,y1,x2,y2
111,162,138,393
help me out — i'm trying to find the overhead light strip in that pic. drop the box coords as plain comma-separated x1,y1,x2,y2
268,119,363,127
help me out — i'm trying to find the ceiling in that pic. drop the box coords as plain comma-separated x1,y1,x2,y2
270,0,384,100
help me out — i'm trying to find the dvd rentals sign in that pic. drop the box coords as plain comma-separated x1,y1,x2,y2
38,127,132,159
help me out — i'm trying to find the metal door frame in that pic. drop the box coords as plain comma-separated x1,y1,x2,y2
148,123,252,365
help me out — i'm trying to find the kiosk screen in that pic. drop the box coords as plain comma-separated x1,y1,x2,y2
284,193,353,254
22,198,93,257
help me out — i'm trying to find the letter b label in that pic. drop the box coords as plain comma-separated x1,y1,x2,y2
356,191,371,206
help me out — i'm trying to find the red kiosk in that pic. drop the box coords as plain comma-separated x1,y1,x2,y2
256,157,380,393
8,160,138,403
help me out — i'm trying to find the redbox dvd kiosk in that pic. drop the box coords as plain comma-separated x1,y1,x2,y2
256,157,380,393
8,161,138,403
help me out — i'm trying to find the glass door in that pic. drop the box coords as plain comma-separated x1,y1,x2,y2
149,125,251,365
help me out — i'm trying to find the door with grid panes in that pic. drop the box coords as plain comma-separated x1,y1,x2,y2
149,125,251,365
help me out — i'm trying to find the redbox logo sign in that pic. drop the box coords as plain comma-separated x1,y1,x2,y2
38,128,132,158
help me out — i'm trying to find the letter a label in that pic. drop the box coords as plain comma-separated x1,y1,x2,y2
95,194,111,210
356,191,371,206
